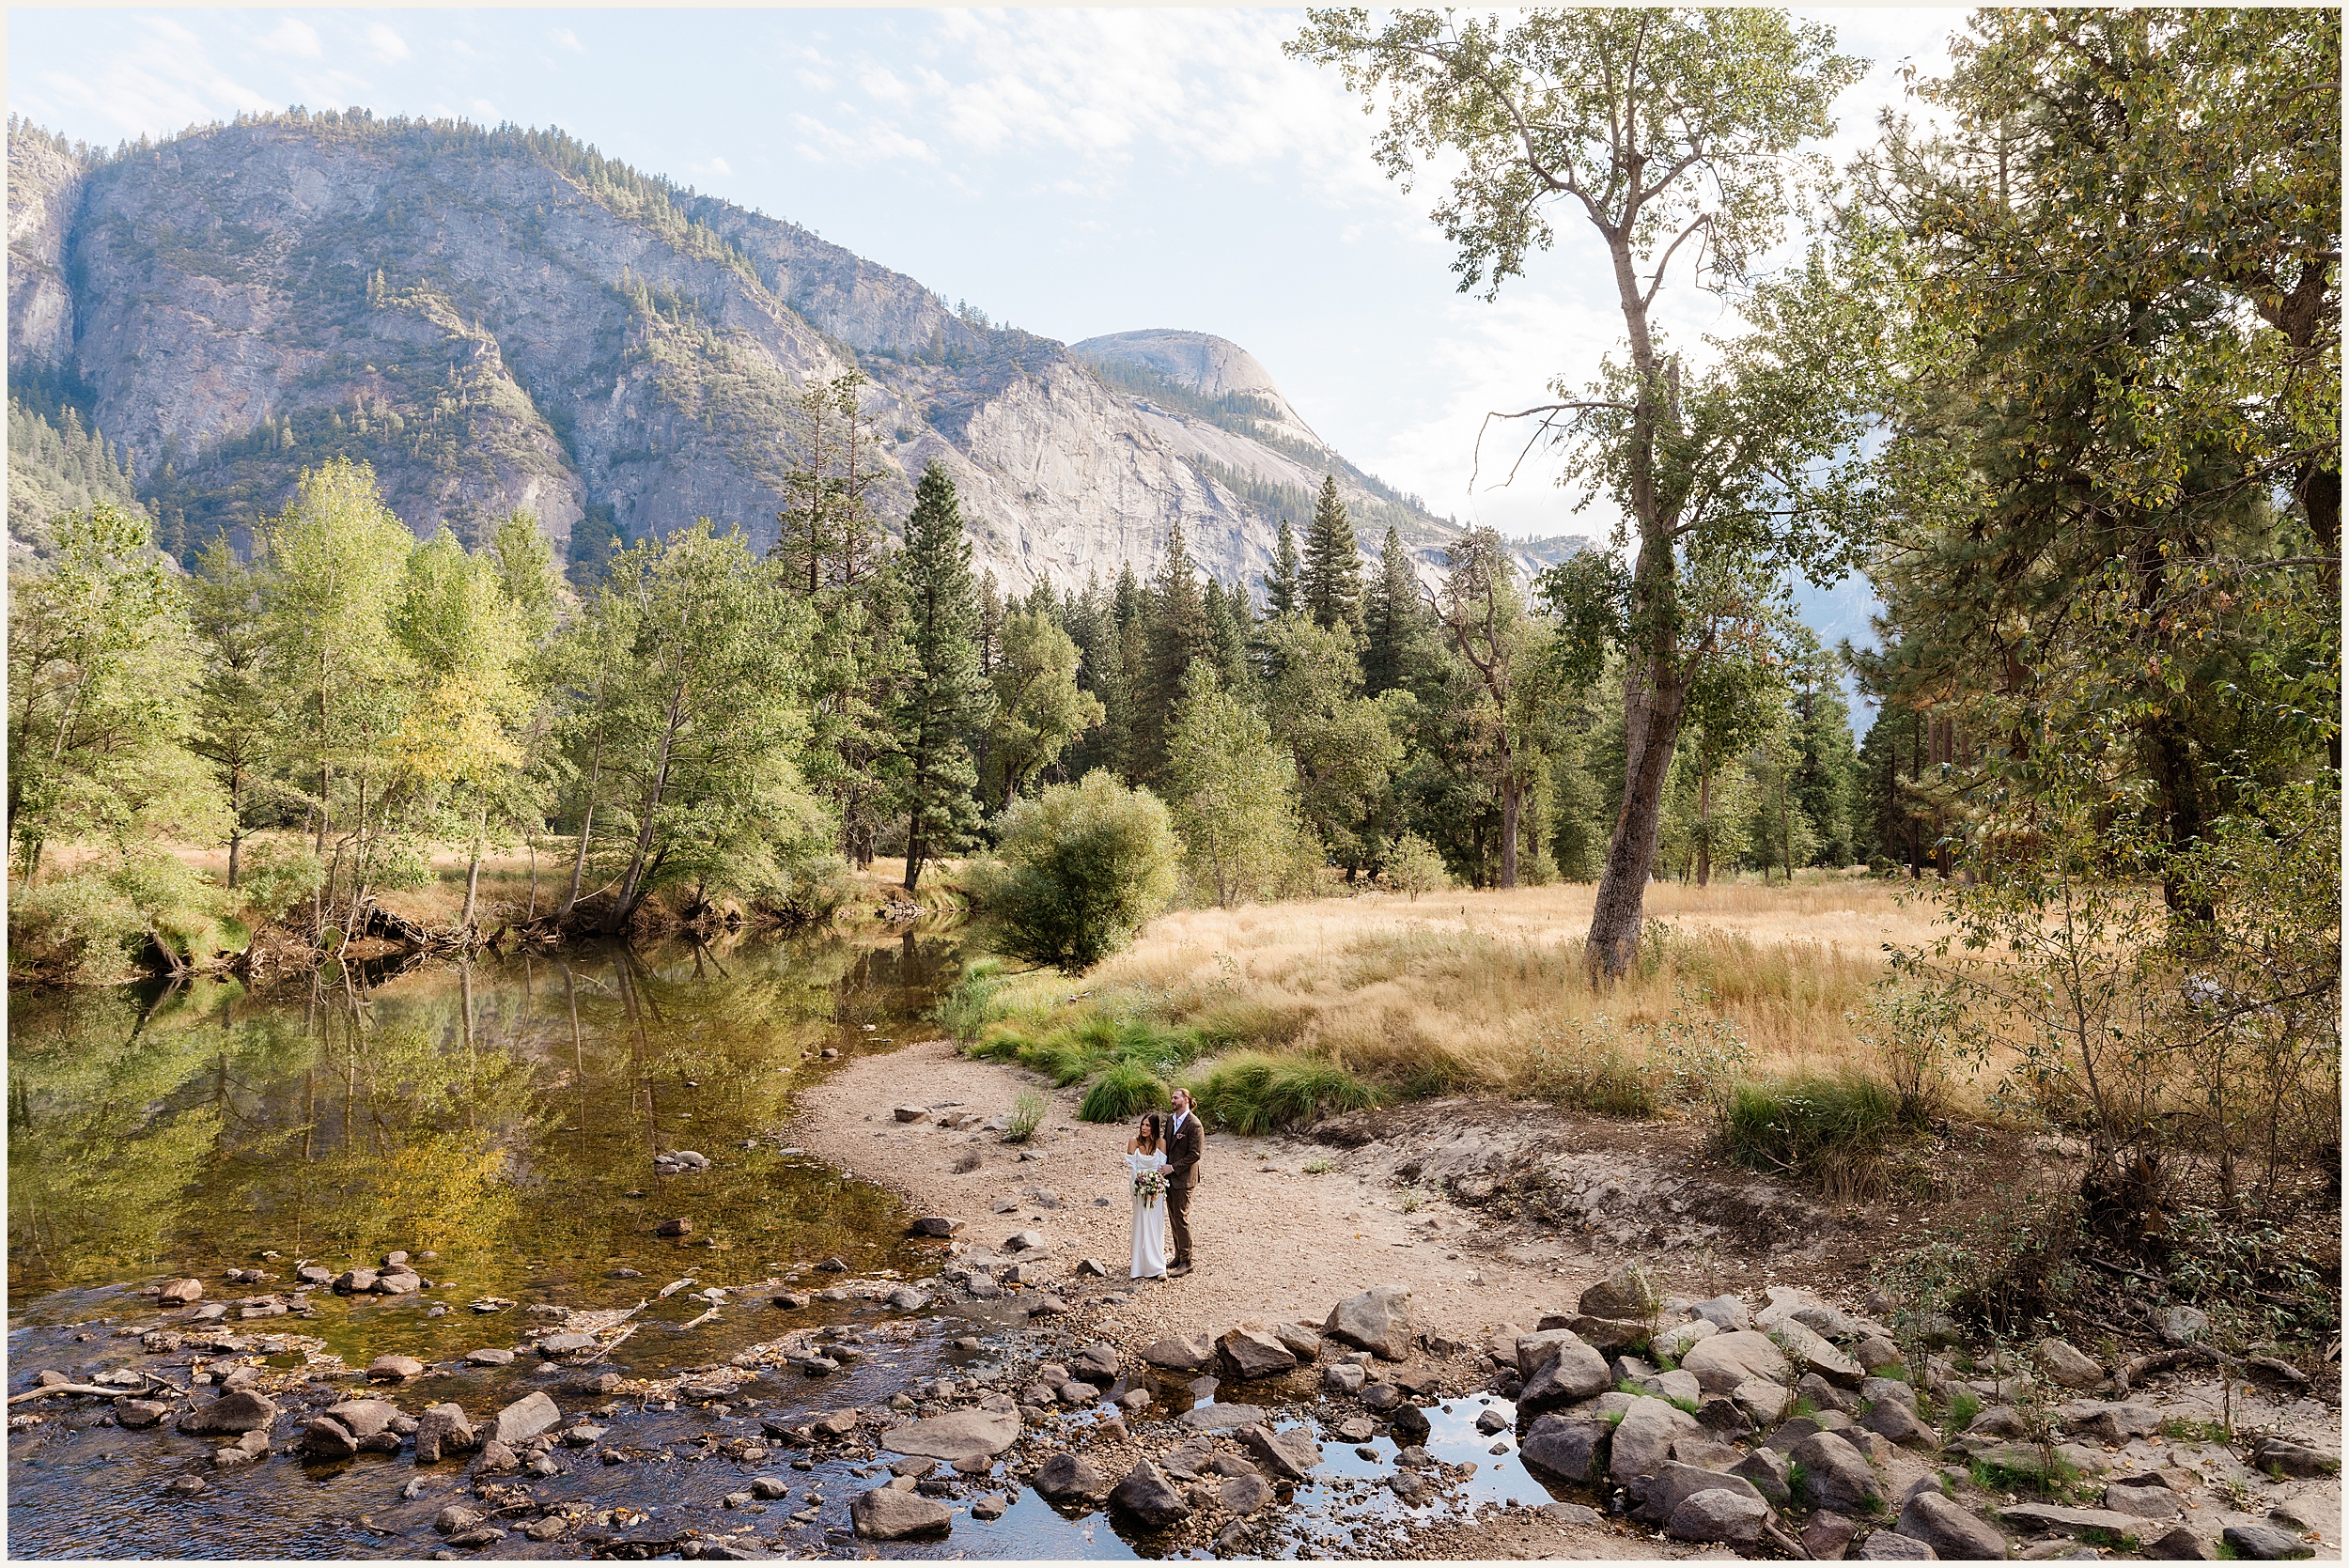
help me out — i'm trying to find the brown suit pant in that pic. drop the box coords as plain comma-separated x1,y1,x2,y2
1167,1183,1194,1266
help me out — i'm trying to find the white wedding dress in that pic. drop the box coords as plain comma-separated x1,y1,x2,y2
1126,1150,1171,1280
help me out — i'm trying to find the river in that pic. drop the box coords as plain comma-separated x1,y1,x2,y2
7,932,1576,1559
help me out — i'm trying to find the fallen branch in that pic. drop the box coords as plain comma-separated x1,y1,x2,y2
2113,1344,2214,1392
8,1383,136,1405
583,1325,641,1365
679,1307,720,1331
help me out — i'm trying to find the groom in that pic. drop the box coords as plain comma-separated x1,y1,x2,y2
1164,1087,1205,1275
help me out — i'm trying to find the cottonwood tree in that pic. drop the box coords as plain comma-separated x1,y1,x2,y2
1162,665,1302,908
1261,613,1408,877
1294,8,1880,976
894,463,994,893
8,502,222,884
989,610,1104,803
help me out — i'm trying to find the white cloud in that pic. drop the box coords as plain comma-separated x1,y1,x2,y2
549,27,584,55
362,22,411,65
860,67,910,105
789,112,935,167
708,155,733,178
261,17,321,59
19,17,274,141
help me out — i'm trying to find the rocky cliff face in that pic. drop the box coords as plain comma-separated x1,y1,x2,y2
8,114,1579,591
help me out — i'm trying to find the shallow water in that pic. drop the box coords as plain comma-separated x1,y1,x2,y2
8,934,1574,1559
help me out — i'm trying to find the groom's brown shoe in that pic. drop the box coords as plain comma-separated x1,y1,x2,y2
1168,1262,1192,1276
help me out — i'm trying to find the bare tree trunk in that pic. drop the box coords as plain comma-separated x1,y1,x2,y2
615,674,688,923
461,803,487,929
1695,763,1713,887
1499,763,1520,889
1586,656,1688,981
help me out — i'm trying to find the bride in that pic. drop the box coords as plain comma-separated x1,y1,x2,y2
1124,1112,1171,1281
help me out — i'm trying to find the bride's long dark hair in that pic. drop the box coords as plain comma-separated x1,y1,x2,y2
1133,1112,1162,1155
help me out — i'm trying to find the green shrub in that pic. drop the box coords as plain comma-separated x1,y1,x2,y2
1002,1090,1047,1143
1719,1070,1901,1200
970,770,1178,972
1190,1049,1378,1135
1944,1387,1983,1435
1080,1061,1171,1123
8,849,231,983
233,840,326,927
933,959,1008,1047
1382,831,1452,898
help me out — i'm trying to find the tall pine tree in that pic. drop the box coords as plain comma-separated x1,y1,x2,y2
1135,520,1212,784
1301,475,1363,636
1362,525,1433,697
894,463,993,892
1264,519,1302,617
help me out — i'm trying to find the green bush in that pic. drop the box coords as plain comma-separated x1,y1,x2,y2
9,849,231,983
933,959,1007,1047
1190,1049,1379,1135
971,770,1178,972
1526,1018,1660,1116
233,840,326,927
1719,1070,1901,1200
1080,1061,1171,1123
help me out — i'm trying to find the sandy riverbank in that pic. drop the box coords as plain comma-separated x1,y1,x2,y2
794,1036,1621,1356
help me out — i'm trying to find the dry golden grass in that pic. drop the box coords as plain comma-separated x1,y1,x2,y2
986,872,1972,1108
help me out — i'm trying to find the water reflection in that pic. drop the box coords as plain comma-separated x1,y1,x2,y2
8,932,960,1329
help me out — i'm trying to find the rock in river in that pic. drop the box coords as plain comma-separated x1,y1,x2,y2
177,1389,277,1436
1110,1458,1190,1529
414,1403,477,1464
1218,1328,1298,1380
489,1391,561,1446
368,1355,425,1382
159,1279,204,1305
463,1348,515,1367
1035,1453,1115,1505
880,1408,1020,1465
1143,1332,1215,1372
852,1485,952,1540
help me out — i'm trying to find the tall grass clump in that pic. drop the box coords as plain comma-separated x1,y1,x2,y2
1523,1016,1660,1116
1190,1049,1378,1134
933,958,1009,1047
1719,1071,1902,1201
1080,1061,1171,1122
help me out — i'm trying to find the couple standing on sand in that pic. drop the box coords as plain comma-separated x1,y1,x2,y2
1120,1087,1203,1281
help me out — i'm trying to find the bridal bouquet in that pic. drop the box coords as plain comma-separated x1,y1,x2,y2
1132,1169,1167,1205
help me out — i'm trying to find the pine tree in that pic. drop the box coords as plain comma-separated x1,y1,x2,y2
1362,525,1433,697
1202,577,1256,698
894,463,994,892
1264,518,1302,617
1135,520,1212,784
1301,474,1363,636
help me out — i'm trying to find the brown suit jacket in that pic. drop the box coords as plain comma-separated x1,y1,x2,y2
1165,1111,1205,1189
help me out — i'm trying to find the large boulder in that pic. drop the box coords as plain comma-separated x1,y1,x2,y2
2000,1502,2183,1540
1324,1284,1413,1360
851,1486,952,1540
1515,1329,1611,1415
1578,1263,1660,1321
1855,1530,1937,1559
320,1396,396,1434
1636,1462,1769,1526
159,1279,204,1305
413,1403,477,1464
881,1407,1021,1464
1668,1487,1771,1547
1271,1322,1322,1360
1217,1328,1298,1380
2251,1436,2338,1479
301,1415,359,1458
1896,1491,2007,1560
1691,1295,1753,1331
1864,1399,1934,1447
1141,1332,1216,1373
1609,1396,1700,1494
2061,1401,2162,1443
1682,1331,1791,1395
1731,1447,1792,1506
1773,1319,1866,1387
1519,1412,1611,1483
1109,1458,1190,1529
2222,1523,2319,1560
1654,1318,1719,1362
1792,1430,1883,1515
1239,1423,1321,1482
1733,1377,1795,1427
1034,1453,1114,1505
489,1391,560,1446
2034,1339,2104,1390
178,1390,277,1436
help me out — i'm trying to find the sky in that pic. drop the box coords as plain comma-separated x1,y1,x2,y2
8,5,1966,556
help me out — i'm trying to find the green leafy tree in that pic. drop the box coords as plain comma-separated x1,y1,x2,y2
252,458,419,926
1430,526,1539,887
1295,8,1878,976
1301,474,1364,636
973,770,1180,972
588,521,824,926
1162,665,1304,908
8,503,224,883
989,610,1104,804
1260,613,1409,877
894,463,995,892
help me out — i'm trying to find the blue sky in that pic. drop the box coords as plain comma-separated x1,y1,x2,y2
8,6,1958,562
